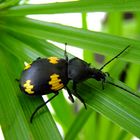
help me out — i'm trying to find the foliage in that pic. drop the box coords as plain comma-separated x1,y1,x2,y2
0,0,140,140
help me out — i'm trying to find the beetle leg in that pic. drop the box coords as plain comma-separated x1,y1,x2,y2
65,86,74,103
101,77,106,90
30,92,59,123
72,82,87,109
101,80,104,90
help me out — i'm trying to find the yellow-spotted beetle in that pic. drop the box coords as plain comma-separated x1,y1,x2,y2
18,44,139,123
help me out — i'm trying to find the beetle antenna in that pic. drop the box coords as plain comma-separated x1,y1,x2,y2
99,45,130,71
64,43,68,61
30,93,59,123
106,81,140,99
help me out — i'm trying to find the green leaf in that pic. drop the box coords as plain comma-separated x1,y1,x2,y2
0,0,20,10
1,17,140,64
64,77,140,138
72,77,140,138
1,1,140,139
1,0,140,16
0,48,32,140
125,63,140,90
65,108,93,140
0,32,62,140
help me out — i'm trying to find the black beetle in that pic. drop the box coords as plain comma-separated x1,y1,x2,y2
18,44,139,123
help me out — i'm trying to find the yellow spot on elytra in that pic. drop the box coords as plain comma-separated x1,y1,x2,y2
24,62,31,70
49,74,64,91
48,57,59,64
23,80,34,94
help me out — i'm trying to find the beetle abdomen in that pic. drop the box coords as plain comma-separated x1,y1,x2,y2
19,57,68,95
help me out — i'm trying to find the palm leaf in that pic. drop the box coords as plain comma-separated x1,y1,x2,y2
0,1,140,140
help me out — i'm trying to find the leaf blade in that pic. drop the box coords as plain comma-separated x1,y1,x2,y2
0,32,63,140
1,17,140,64
1,1,140,16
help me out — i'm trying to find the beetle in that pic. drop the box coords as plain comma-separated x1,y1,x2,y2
18,44,139,123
